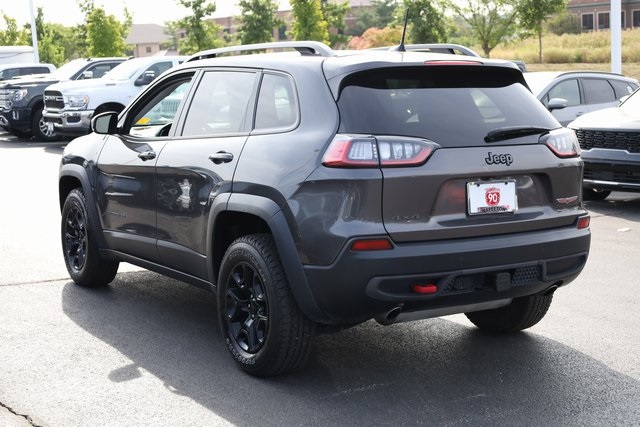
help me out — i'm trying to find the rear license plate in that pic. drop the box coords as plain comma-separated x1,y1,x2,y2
467,180,517,215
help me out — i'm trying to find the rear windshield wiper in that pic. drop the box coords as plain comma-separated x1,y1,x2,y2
485,126,551,143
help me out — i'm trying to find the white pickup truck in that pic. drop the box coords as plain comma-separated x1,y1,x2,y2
43,56,185,136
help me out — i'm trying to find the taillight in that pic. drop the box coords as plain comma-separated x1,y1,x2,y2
322,134,436,168
541,128,581,158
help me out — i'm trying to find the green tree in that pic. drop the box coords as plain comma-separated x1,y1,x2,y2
400,0,447,44
449,0,518,57
237,0,282,44
517,0,566,63
321,0,349,47
171,0,222,54
546,11,580,36
354,0,399,36
290,0,329,44
0,14,29,45
32,8,65,65
86,7,132,56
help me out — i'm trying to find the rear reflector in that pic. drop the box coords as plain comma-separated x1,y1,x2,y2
577,215,590,229
351,238,393,251
411,283,438,294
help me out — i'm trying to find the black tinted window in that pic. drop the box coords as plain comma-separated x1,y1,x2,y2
583,78,615,104
337,66,557,147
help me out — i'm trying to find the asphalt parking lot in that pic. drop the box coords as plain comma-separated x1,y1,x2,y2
0,132,638,426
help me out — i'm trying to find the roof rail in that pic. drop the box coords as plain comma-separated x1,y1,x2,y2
187,41,334,62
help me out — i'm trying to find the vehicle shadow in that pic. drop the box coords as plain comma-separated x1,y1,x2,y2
585,192,640,222
61,271,640,426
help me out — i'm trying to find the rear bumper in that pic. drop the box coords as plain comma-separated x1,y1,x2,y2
303,224,590,325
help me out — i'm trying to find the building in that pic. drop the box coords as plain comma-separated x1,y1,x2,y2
568,0,640,31
125,24,174,57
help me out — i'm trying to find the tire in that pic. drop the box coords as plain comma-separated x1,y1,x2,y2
61,188,119,287
465,293,553,333
218,234,315,377
583,188,611,201
31,105,59,142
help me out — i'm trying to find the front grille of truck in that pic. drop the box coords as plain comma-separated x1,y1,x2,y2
575,129,640,153
44,90,64,110
0,89,11,109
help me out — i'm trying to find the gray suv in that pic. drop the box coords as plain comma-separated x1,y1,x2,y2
59,41,591,377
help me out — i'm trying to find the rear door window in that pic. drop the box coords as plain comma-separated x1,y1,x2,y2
337,66,557,148
181,71,257,136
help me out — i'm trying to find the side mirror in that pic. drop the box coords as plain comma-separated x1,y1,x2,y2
81,70,94,80
547,97,568,111
619,95,630,104
135,71,156,86
91,111,119,134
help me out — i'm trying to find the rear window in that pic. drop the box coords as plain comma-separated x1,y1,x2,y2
337,66,558,147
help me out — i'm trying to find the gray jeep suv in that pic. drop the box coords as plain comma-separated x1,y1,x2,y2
59,42,591,377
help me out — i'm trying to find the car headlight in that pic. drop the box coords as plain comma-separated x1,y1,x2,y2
12,89,28,102
64,94,90,109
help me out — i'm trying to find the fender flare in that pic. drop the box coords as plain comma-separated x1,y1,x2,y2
206,193,331,324
59,163,109,249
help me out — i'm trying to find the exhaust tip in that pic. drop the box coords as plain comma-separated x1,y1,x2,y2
375,306,403,325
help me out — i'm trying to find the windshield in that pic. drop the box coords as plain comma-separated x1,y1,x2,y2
338,66,559,148
104,59,147,81
53,59,89,80
620,88,640,119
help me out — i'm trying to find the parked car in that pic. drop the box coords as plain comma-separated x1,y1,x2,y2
568,86,640,200
0,63,56,81
59,41,590,377
43,56,185,137
524,71,639,126
0,57,125,140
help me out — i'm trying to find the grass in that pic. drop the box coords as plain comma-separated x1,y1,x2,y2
470,28,640,80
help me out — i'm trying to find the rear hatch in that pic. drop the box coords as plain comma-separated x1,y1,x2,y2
333,64,583,242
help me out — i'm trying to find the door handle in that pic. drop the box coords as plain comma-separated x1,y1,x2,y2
138,150,156,161
209,151,234,164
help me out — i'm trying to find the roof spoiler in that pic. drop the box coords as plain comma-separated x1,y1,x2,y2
187,41,334,62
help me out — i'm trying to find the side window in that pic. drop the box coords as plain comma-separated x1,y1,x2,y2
583,78,616,104
255,73,298,131
31,67,51,75
126,75,194,137
546,79,581,106
82,63,113,79
609,79,637,100
144,61,174,79
181,71,256,136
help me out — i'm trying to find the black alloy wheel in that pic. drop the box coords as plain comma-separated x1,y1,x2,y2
61,189,118,287
218,234,315,377
225,261,269,354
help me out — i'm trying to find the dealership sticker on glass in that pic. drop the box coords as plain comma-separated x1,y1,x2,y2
467,180,517,215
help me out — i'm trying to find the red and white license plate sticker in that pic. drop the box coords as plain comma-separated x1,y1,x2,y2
467,181,517,215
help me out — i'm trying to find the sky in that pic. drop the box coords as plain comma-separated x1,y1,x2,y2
1,0,292,27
